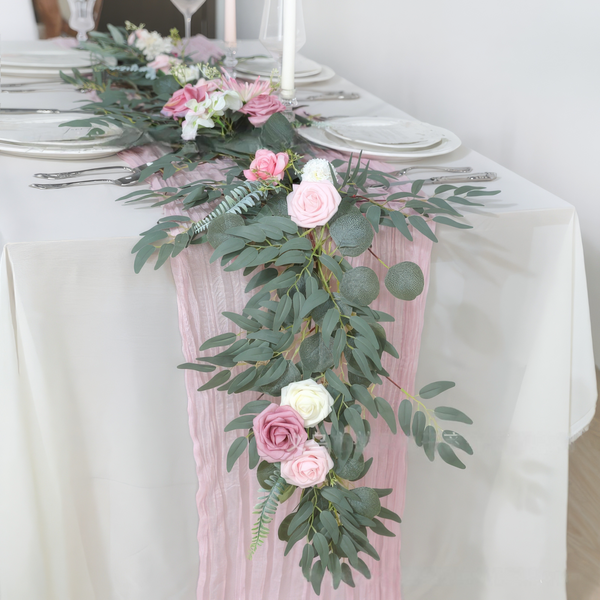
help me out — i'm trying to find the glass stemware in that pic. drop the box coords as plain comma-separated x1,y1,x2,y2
170,0,208,42
258,0,306,83
67,0,97,43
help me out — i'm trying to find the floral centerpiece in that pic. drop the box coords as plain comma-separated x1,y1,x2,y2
57,24,499,594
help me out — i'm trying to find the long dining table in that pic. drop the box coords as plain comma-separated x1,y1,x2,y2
0,39,597,600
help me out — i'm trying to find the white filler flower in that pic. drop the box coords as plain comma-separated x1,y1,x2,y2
301,158,335,184
280,379,335,427
135,31,174,61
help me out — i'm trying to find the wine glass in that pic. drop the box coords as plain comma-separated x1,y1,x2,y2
170,0,208,42
67,0,97,43
259,0,306,82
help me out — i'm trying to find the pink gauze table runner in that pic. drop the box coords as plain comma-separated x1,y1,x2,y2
119,144,435,599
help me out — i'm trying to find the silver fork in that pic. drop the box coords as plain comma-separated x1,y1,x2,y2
390,165,473,176
34,161,155,180
30,173,142,189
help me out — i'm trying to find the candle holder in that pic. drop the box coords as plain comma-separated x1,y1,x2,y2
280,89,298,122
224,43,238,78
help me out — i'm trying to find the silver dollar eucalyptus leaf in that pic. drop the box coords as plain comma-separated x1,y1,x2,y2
329,212,374,257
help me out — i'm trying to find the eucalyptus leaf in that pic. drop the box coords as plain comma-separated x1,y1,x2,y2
419,380,456,399
226,437,248,472
442,430,474,455
412,410,426,446
398,399,412,436
434,406,473,424
437,442,467,469
198,369,231,391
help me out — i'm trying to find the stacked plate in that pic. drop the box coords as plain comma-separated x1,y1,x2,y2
1,49,102,78
236,53,335,85
0,112,142,159
298,117,462,161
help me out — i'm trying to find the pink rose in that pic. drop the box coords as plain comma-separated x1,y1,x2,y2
127,30,142,46
253,404,308,463
244,149,289,181
280,440,334,488
161,83,209,119
286,181,342,228
197,77,222,93
148,54,174,74
238,94,285,126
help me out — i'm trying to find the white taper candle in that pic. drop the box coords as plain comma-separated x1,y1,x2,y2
224,0,237,46
280,0,296,99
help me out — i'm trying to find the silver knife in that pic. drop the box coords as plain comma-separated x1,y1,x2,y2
374,172,497,189
422,172,497,184
1,81,69,88
0,108,67,114
303,93,361,101
1,87,77,94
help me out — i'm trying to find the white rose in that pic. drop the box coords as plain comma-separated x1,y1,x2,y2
280,379,334,427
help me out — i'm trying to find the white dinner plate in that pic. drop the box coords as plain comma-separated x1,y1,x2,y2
0,140,135,160
297,120,461,161
1,65,96,78
238,65,335,86
325,117,443,150
0,113,124,147
2,50,95,69
0,113,141,159
237,54,322,78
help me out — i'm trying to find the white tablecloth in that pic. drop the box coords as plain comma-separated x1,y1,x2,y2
0,40,597,600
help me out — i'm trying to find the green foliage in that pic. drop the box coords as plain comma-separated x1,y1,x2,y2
339,266,380,306
329,212,374,257
385,261,425,301
72,39,504,591
249,473,287,558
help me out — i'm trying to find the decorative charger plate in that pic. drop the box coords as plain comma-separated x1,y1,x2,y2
298,119,461,161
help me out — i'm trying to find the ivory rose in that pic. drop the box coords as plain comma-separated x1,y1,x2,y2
252,404,308,463
238,94,285,126
161,83,209,119
286,181,342,228
280,440,334,488
280,379,334,428
244,149,289,181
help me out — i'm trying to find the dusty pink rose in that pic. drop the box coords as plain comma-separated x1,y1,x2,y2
161,83,209,119
286,181,342,228
148,54,174,74
253,404,308,463
239,94,285,126
280,440,334,488
244,149,289,181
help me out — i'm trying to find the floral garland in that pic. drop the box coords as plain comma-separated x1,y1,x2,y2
59,25,500,594
169,151,481,594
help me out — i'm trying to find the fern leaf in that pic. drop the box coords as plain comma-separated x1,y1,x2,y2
248,475,286,559
189,181,268,236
